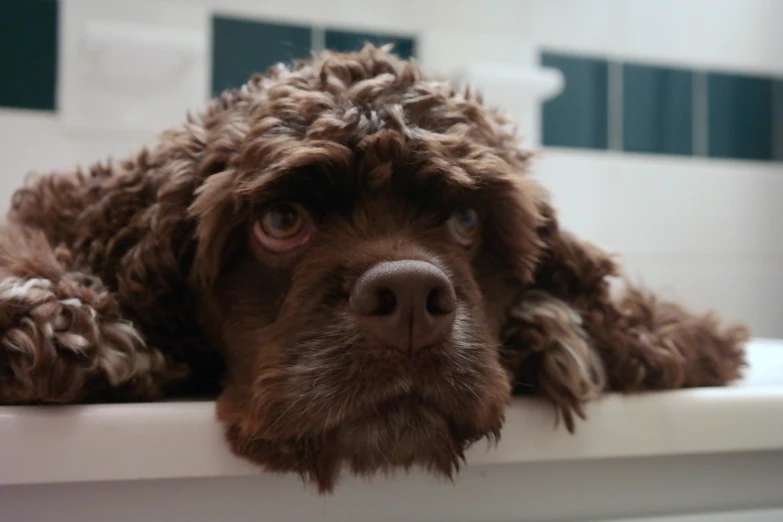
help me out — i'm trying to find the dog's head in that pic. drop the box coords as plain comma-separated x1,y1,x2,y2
183,46,549,491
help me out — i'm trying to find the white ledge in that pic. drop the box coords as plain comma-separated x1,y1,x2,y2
1,338,782,487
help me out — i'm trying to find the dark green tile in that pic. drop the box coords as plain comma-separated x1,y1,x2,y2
541,52,608,149
325,29,415,59
773,80,783,161
623,64,693,155
211,16,312,96
0,0,58,111
708,72,773,160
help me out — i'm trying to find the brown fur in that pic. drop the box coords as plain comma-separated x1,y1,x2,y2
0,45,749,491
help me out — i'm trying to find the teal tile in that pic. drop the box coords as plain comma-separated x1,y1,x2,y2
211,16,312,96
708,72,773,161
324,29,415,59
623,63,693,155
541,52,608,149
773,80,783,161
0,0,59,111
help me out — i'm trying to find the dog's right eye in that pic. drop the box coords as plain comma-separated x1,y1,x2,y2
253,203,313,253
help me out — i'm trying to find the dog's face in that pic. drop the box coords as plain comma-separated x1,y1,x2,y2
186,48,546,491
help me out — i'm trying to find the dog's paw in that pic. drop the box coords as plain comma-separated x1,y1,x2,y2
0,275,182,403
503,290,607,432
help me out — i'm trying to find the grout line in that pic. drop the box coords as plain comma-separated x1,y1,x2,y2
311,26,326,54
692,70,709,157
607,59,624,151
772,80,783,161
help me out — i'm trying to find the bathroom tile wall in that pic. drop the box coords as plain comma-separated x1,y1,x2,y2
211,17,313,96
1,1,417,106
210,14,415,95
4,0,777,164
622,63,693,156
540,53,608,150
541,50,782,162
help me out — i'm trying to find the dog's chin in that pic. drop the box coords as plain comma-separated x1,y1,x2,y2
220,332,509,493
294,394,503,493
221,388,504,494
336,394,501,476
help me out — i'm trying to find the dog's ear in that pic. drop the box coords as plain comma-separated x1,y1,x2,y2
478,174,549,287
531,200,618,300
116,93,248,343
480,173,616,291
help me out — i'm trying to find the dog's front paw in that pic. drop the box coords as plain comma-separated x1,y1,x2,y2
0,274,184,403
503,291,606,432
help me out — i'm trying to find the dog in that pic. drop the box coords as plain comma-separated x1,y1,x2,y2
0,45,749,492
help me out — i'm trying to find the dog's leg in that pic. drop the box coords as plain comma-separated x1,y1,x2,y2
0,226,187,404
596,285,749,393
502,201,749,430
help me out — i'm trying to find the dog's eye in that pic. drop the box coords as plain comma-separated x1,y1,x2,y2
261,203,305,239
253,203,312,253
448,208,479,246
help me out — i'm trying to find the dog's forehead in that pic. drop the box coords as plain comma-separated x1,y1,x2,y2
227,48,532,182
236,95,515,202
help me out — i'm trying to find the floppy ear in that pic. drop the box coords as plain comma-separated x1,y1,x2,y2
478,174,549,287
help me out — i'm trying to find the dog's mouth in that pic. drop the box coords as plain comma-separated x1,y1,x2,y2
305,343,483,430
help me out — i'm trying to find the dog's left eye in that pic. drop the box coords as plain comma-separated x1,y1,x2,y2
253,203,312,253
447,208,479,246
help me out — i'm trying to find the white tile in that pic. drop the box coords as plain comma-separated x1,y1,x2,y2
0,109,153,214
534,150,783,256
618,0,783,74
529,0,624,56
58,0,210,134
617,253,783,338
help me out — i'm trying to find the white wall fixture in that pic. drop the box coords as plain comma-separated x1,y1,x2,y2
457,63,564,148
418,30,564,149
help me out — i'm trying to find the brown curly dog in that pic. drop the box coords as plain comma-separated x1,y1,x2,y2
0,45,748,492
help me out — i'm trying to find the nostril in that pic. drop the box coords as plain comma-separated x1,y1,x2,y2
426,288,443,315
426,286,456,316
375,289,397,315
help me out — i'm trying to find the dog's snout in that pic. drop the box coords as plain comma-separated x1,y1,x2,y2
350,260,456,353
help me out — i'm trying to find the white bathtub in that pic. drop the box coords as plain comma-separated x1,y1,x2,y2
1,338,782,522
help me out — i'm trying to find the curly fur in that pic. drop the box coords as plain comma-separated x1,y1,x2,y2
0,45,749,492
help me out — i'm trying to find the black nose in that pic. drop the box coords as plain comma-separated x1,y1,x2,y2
350,260,456,353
